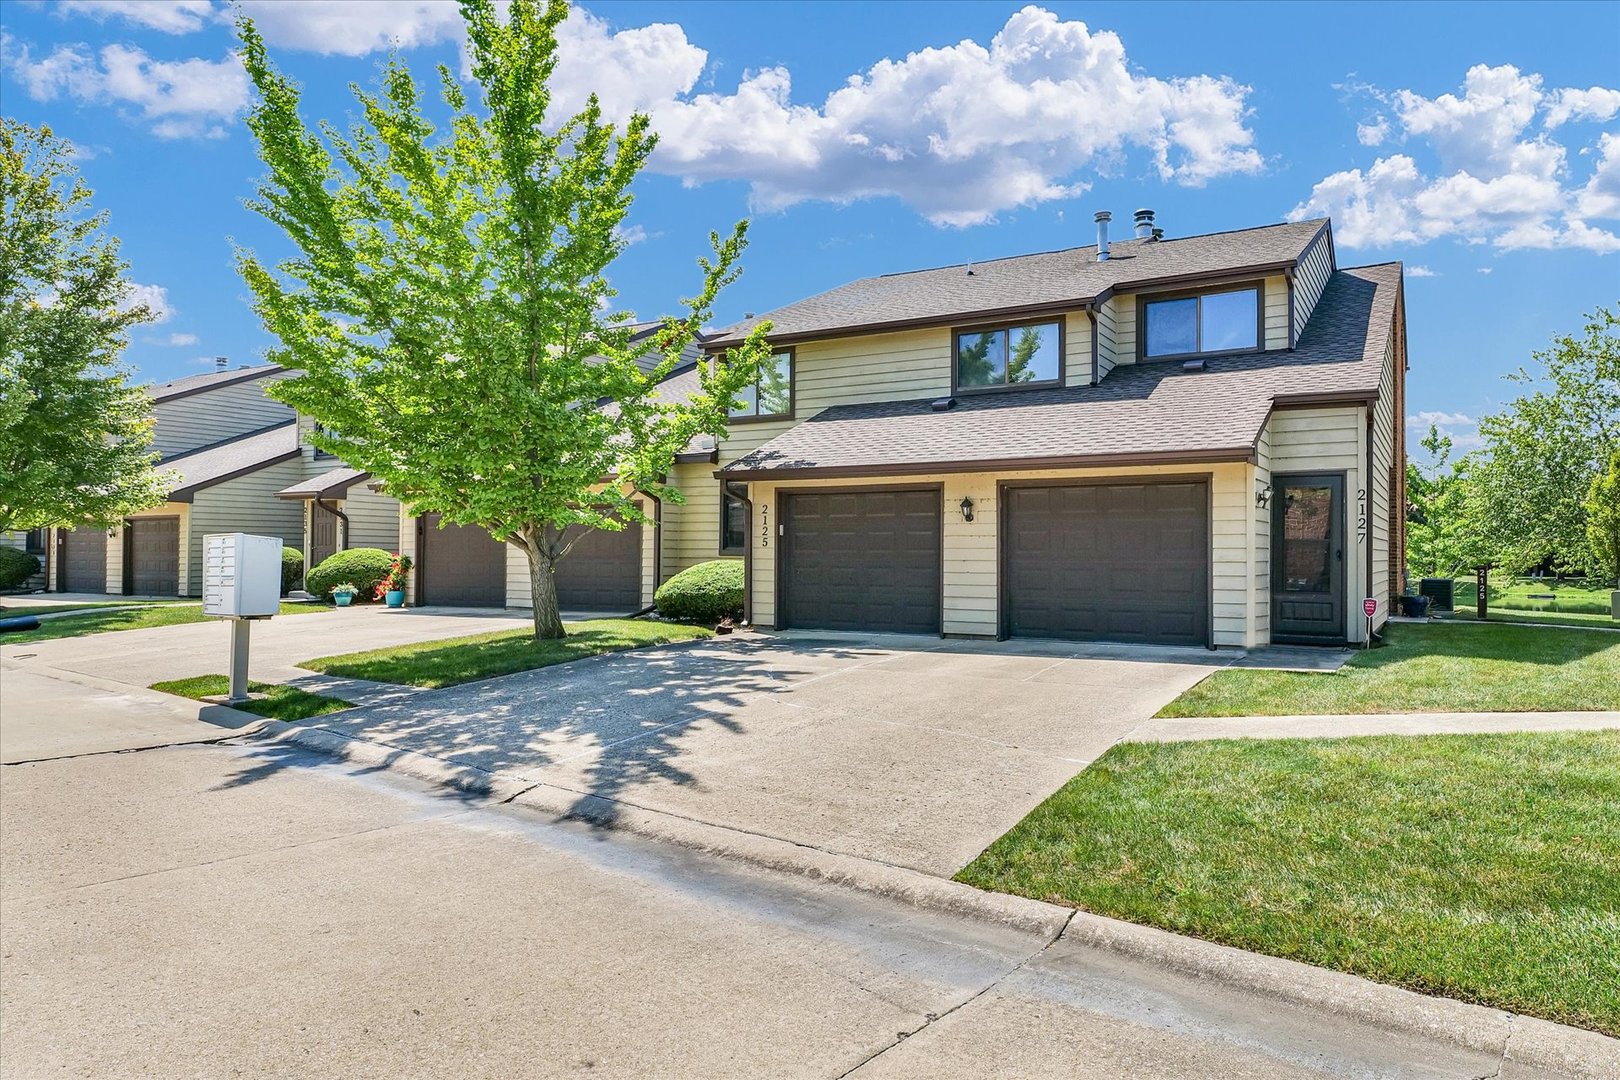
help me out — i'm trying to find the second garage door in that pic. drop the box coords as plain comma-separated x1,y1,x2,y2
779,488,941,634
60,527,108,593
126,517,180,595
417,514,507,607
1004,480,1209,646
556,522,642,612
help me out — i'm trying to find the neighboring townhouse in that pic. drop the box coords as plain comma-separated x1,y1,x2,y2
47,364,306,596
701,213,1407,648
275,413,402,581
396,322,709,612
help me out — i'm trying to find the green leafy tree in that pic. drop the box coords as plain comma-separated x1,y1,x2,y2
235,0,770,640
1473,306,1620,576
1586,448,1620,586
0,120,169,534
1404,425,1492,578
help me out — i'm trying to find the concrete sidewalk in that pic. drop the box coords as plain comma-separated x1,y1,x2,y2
1126,710,1620,742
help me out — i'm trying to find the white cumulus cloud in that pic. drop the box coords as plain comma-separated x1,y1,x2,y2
126,282,172,322
237,0,465,56
53,1,217,34
1,37,248,139
542,5,1263,227
1291,64,1620,254
162,331,199,346
1406,265,1438,277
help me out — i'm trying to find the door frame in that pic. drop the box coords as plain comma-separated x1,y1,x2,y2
996,473,1215,647
774,482,945,634
1270,471,1347,644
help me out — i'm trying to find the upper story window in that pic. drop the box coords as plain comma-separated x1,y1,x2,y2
955,320,1061,391
1142,286,1259,360
729,349,793,420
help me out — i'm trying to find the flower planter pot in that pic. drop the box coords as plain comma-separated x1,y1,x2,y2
385,589,405,608
334,593,354,607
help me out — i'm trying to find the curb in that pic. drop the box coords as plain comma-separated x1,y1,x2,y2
244,719,1618,1077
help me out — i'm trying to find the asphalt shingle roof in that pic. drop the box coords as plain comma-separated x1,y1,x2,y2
275,465,369,500
146,363,283,402
706,219,1329,347
162,421,301,499
720,263,1399,478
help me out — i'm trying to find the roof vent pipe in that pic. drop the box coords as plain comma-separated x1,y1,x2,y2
1134,209,1155,239
1094,211,1111,262
215,356,228,371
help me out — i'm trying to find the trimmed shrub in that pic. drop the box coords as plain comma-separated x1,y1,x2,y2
654,559,744,624
0,546,41,590
281,547,304,595
306,547,394,603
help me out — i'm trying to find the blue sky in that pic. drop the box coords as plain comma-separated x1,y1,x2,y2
3,1,1617,452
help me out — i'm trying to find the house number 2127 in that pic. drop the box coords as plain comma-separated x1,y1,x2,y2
1356,487,1367,543
759,504,770,548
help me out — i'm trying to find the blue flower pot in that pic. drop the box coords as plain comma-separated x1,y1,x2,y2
334,593,353,607
385,589,405,608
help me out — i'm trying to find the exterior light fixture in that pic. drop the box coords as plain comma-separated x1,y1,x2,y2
959,496,975,523
1255,483,1273,510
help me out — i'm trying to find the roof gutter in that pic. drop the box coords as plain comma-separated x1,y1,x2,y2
716,446,1255,483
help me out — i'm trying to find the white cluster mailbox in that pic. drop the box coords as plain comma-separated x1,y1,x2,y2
203,533,283,618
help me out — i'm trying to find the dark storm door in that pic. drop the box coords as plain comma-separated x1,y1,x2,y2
309,504,339,567
1271,474,1345,642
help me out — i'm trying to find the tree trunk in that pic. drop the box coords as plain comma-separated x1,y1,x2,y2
519,529,566,640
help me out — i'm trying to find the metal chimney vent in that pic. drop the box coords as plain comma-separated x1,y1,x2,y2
1134,209,1156,239
1094,211,1112,262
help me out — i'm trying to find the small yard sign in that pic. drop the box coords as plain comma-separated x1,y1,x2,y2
1363,598,1377,618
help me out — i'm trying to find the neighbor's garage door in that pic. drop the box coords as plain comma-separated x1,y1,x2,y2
60,527,108,593
556,522,641,612
1004,480,1209,646
418,514,506,607
126,517,179,595
780,488,941,634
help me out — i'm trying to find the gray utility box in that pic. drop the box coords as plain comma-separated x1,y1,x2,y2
203,533,283,618
1418,577,1455,613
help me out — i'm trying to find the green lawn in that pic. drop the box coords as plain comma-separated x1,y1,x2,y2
957,731,1620,1036
1449,575,1615,617
0,601,326,644
300,618,714,688
1158,623,1619,717
1449,608,1618,629
150,675,353,721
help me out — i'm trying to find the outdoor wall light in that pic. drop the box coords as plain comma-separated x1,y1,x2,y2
959,496,975,523
1255,483,1273,510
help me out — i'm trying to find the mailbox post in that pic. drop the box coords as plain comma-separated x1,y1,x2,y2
203,533,283,703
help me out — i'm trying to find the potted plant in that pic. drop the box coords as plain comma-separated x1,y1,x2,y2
330,582,359,607
374,554,412,608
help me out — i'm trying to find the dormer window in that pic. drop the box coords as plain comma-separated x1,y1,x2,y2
1142,285,1259,360
954,320,1061,392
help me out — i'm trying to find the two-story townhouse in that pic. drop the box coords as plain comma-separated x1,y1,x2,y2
43,363,399,598
393,322,707,612
701,213,1406,648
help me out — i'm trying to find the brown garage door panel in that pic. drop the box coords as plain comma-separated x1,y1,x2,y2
127,518,180,596
419,514,507,608
781,489,942,634
1004,481,1209,646
556,523,641,612
61,527,108,593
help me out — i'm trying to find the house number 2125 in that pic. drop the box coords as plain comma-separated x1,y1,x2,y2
759,504,770,548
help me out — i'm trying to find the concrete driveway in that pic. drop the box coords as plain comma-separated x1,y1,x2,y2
303,632,1222,875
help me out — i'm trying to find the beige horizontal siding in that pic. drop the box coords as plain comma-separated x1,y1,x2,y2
746,461,1252,646
1263,274,1289,350
186,460,306,596
662,460,731,580
340,486,401,552
1293,231,1335,341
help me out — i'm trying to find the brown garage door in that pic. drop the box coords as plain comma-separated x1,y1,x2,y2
1004,480,1208,646
126,518,180,596
418,514,506,607
59,527,108,593
556,522,642,612
780,488,941,634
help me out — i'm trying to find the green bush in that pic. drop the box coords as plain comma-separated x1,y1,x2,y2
306,548,394,603
654,559,743,624
0,546,41,590
281,547,304,595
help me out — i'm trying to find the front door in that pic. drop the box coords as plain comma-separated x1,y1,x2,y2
309,503,339,568
1272,474,1345,642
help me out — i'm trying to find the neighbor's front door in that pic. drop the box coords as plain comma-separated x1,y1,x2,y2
1272,474,1345,642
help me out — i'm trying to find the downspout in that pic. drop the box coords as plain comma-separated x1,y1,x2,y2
1086,307,1100,386
725,479,753,626
316,496,351,551
1366,407,1377,643
1284,265,1296,349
